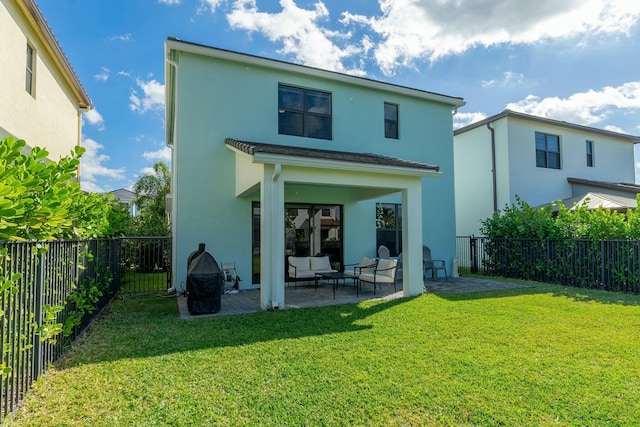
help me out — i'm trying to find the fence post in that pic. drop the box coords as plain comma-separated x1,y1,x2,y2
32,250,45,381
601,239,606,288
470,236,478,273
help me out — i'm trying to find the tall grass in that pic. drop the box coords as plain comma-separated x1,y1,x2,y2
9,282,640,426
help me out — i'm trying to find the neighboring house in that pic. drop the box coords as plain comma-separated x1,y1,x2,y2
164,37,465,310
454,109,640,236
0,0,91,165
108,188,139,217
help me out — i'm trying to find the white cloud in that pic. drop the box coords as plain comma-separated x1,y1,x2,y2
159,0,181,4
226,0,367,75
110,33,133,42
454,111,487,129
140,166,158,177
79,138,126,192
199,0,225,13
342,0,640,75
506,81,640,127
94,67,110,82
481,71,525,88
83,108,105,131
143,146,172,163
130,79,165,114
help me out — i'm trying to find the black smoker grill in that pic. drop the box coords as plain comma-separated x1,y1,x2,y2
186,244,223,314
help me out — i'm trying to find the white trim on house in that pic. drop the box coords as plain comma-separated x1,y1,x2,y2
455,109,640,143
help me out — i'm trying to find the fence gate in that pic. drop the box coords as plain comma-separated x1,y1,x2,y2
118,237,172,293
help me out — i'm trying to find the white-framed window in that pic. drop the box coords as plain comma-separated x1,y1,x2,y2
384,102,399,139
26,43,35,96
535,132,560,169
586,140,594,167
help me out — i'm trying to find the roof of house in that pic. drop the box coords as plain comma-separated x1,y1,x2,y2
453,109,640,143
165,37,465,108
548,192,637,212
108,188,137,203
225,138,440,172
567,177,640,194
17,0,91,109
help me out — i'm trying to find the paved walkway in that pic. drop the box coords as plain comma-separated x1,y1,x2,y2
176,276,530,319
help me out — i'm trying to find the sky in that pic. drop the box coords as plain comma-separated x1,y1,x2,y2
36,0,640,192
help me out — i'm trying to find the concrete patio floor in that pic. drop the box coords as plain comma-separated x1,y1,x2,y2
176,276,531,319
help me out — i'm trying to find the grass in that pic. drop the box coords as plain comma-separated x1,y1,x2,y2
8,281,640,426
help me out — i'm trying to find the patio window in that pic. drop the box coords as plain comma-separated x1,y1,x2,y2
278,84,332,140
384,103,398,139
376,203,402,257
535,132,560,169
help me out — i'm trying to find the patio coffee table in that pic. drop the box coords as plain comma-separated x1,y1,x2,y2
315,272,359,299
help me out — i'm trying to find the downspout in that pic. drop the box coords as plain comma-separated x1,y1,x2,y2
166,54,179,290
487,122,497,212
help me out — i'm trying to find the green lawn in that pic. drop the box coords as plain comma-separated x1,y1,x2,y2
9,281,640,426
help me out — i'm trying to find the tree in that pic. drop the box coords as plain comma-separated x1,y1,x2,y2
131,161,170,236
0,136,124,240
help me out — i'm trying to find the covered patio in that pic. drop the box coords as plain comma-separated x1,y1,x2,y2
226,138,440,310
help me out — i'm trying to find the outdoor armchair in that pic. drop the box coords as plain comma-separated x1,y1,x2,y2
423,246,447,280
344,256,377,278
358,258,398,294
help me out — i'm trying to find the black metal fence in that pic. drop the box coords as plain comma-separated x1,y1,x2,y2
456,236,640,293
0,237,171,421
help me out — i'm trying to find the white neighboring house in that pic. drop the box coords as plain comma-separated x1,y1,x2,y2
454,109,640,237
108,188,139,217
0,0,91,165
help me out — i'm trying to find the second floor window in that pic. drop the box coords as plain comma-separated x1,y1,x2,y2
278,84,332,140
535,132,560,169
26,44,35,96
586,140,594,167
384,103,399,139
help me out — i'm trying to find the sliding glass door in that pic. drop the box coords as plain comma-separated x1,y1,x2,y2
252,203,343,284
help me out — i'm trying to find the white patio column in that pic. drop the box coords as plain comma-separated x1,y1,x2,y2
270,164,285,309
259,167,273,310
401,178,424,296
260,164,286,310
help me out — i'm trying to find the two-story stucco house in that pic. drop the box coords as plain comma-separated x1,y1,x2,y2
164,38,465,310
0,0,91,163
454,109,640,237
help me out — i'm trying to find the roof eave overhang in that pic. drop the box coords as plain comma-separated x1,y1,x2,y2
20,0,91,109
454,109,640,143
165,37,465,109
227,145,441,178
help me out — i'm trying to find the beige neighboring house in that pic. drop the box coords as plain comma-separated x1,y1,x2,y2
0,0,91,166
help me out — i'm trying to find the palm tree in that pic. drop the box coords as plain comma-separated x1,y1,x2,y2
132,162,170,236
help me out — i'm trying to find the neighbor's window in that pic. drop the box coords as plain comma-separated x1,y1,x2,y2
278,84,332,140
586,140,594,167
26,43,35,96
535,132,560,169
384,102,398,139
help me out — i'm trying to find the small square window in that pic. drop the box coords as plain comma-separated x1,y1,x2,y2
384,103,398,139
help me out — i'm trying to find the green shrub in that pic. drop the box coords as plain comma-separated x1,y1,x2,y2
481,194,640,240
